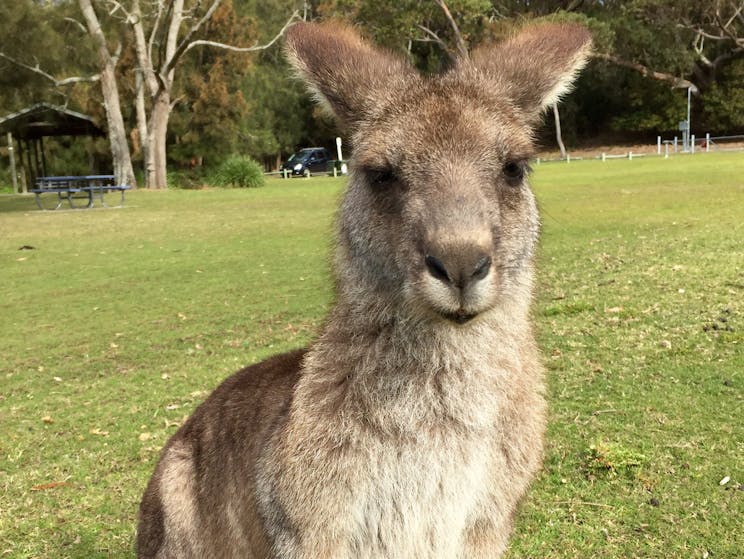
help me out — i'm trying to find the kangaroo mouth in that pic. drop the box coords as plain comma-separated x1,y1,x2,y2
441,309,478,324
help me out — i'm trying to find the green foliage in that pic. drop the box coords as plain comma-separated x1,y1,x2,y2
210,155,265,188
702,59,744,130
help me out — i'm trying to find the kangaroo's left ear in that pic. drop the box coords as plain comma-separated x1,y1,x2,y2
468,23,592,120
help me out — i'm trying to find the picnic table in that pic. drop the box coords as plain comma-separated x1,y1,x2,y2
31,175,131,210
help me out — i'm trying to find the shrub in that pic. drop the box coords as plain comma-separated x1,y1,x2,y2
211,156,265,188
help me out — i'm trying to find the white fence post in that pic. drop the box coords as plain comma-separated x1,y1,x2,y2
691,134,695,154
601,152,606,162
674,137,678,152
706,133,710,152
657,136,661,155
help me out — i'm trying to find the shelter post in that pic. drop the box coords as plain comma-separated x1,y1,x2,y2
23,140,34,190
39,136,48,176
7,133,18,194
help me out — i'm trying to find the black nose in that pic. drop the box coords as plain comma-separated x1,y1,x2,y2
425,255,451,283
425,253,492,289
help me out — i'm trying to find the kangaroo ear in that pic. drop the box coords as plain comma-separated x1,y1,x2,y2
285,22,414,130
470,23,592,119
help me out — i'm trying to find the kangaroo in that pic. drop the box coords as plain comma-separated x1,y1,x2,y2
136,21,592,559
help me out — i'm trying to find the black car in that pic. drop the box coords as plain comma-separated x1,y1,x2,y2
280,147,331,177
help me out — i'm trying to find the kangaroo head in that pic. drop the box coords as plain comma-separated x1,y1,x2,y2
286,22,591,325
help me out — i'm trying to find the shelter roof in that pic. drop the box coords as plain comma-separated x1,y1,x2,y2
0,103,104,140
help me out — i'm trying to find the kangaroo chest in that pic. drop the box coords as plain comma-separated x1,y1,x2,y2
345,433,491,557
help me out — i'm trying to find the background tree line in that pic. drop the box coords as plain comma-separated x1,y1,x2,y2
1,0,743,188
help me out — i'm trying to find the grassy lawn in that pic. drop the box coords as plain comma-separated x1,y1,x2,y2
1,152,742,558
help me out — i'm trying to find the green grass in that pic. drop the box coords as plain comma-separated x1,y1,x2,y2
1,153,742,558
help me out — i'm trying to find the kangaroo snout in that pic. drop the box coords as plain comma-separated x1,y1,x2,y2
424,251,492,289
420,236,496,323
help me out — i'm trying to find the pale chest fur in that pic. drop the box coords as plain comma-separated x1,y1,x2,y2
263,418,498,559
340,430,493,557
261,317,543,558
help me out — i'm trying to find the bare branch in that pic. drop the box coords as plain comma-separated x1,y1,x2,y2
64,17,88,34
177,11,301,65
106,0,131,20
714,8,744,47
595,53,700,95
170,94,185,110
164,0,223,76
415,24,457,62
147,0,165,65
0,52,100,87
131,0,159,97
722,1,744,29
433,0,469,59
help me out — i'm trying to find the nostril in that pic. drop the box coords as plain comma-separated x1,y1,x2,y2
472,256,492,281
425,255,451,284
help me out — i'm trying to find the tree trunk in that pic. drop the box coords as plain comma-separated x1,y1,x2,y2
131,0,158,188
101,60,136,187
78,0,136,188
553,103,567,159
135,70,153,188
149,90,171,189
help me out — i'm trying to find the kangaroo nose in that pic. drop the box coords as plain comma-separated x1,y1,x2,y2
425,252,492,289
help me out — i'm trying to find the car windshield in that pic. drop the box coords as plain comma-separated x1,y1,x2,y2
287,149,315,162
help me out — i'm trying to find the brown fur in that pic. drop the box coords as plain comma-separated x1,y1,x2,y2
137,21,592,558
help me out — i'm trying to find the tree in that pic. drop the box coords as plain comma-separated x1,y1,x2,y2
78,0,137,188
122,0,298,188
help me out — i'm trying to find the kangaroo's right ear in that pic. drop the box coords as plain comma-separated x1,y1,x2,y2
469,23,592,121
285,22,414,130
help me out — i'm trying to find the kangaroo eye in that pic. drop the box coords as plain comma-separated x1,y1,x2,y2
368,168,398,186
502,160,526,185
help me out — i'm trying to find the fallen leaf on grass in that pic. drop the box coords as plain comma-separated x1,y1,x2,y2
90,428,109,436
139,432,152,441
41,416,54,424
31,481,68,491
606,306,623,313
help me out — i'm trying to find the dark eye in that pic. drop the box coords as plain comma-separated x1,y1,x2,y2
368,168,398,186
502,160,526,185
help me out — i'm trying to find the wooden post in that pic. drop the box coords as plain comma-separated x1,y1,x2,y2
7,133,18,194
24,139,35,189
39,136,48,176
30,139,41,184
706,133,710,152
